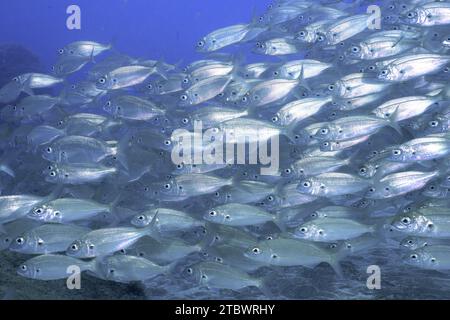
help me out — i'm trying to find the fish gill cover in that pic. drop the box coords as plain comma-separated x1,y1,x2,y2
1,0,450,300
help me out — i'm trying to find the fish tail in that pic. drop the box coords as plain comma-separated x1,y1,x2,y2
296,63,310,91
114,133,132,171
164,260,179,275
274,212,286,232
328,253,344,279
197,229,213,251
21,77,34,96
386,107,403,136
105,194,123,227
257,277,275,299
345,149,361,166
83,258,100,274
283,121,299,144
154,60,169,80
0,163,15,178
44,183,64,202
144,210,161,240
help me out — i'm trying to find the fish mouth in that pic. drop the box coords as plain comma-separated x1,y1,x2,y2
390,222,407,232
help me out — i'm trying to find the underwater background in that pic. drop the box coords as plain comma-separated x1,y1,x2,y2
1,0,450,300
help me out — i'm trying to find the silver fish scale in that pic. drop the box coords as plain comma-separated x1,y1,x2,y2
3,0,450,300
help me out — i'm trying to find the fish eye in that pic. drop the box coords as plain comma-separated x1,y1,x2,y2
70,244,78,251
33,208,43,215
147,84,153,89
407,12,415,18
284,168,291,174
186,268,193,274
180,95,188,101
392,149,402,156
225,215,231,220
302,181,311,188
410,254,418,260
46,147,52,153
88,244,95,250
58,48,64,54
20,265,27,271
322,142,330,147
271,116,279,123
49,171,56,177
176,163,184,169
98,77,106,84
407,240,413,244
320,128,329,135
164,183,171,190
209,210,217,217
164,139,171,146
369,187,375,193
15,237,24,245
298,31,306,37
12,77,19,82
351,46,360,53
429,120,439,127
197,40,205,47
182,118,189,124
137,215,145,221
328,85,334,91
317,35,324,42
359,167,367,173
401,217,411,225
381,70,388,75
105,101,111,107
182,78,189,84
299,227,308,233
252,247,261,254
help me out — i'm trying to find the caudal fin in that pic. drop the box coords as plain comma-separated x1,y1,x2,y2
386,107,403,136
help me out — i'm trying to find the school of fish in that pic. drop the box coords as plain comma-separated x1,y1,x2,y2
2,0,450,299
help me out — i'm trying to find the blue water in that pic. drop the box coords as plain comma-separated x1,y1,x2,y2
2,0,450,301
0,0,270,69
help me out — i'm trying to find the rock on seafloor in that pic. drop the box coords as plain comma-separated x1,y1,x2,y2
0,251,146,300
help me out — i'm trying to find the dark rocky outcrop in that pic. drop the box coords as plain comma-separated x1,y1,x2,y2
0,44,41,87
